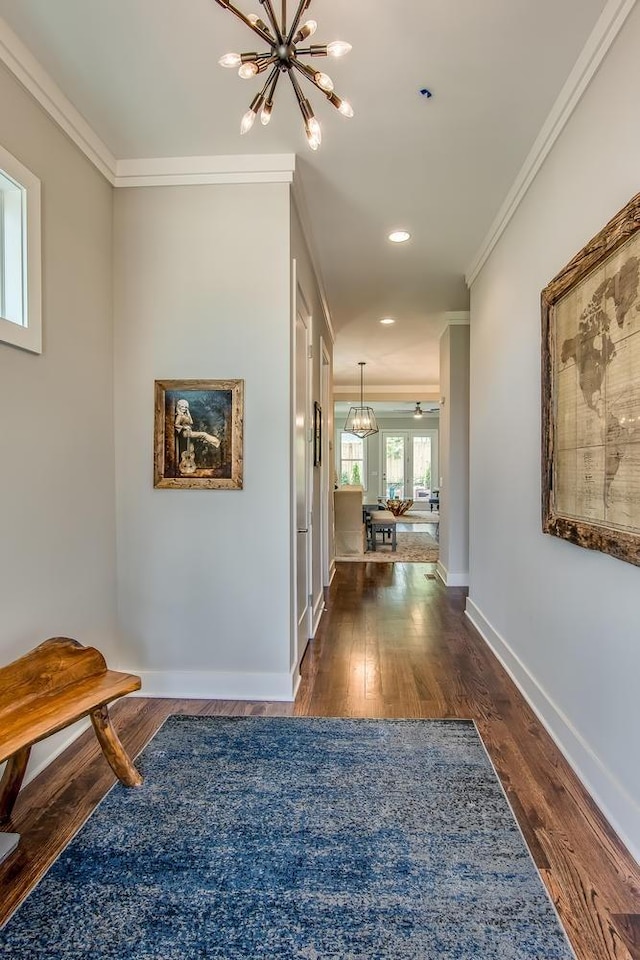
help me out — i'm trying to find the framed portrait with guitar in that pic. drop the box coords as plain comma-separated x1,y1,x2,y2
154,379,244,489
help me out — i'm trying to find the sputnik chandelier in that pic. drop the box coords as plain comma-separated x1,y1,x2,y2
213,0,353,149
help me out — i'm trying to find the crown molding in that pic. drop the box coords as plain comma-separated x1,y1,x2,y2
114,153,296,187
0,22,297,191
0,15,117,183
465,0,638,287
442,311,470,328
334,384,440,403
291,177,336,345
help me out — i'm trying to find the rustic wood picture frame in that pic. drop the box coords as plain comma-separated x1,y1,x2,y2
541,191,640,565
154,379,244,489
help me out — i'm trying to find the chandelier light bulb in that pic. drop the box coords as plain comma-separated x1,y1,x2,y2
295,18,318,42
314,72,334,93
249,13,270,32
327,40,352,58
238,61,259,79
338,99,354,118
308,116,322,143
240,109,257,134
219,52,241,68
260,102,273,125
306,125,320,151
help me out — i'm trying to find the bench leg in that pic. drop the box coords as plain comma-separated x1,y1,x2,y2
90,705,143,787
0,746,31,824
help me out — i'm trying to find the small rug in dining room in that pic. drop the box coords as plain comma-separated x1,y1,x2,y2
337,530,439,563
0,717,575,959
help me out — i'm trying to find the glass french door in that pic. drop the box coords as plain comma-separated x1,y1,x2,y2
381,431,438,502
383,434,407,499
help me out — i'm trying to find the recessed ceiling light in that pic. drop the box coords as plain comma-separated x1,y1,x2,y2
380,318,395,325
388,230,411,243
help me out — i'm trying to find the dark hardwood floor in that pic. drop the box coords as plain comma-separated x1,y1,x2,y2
1,562,639,958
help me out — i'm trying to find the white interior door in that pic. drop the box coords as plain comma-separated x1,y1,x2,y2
320,340,331,587
294,303,311,666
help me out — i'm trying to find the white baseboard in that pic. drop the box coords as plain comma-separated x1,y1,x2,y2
311,592,325,638
0,832,20,865
291,666,302,700
465,596,640,866
128,667,298,702
436,561,469,587
23,720,91,788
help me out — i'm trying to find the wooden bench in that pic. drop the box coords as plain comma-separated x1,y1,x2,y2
367,510,398,551
0,637,142,859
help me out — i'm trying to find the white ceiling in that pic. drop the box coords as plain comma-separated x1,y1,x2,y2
0,0,609,387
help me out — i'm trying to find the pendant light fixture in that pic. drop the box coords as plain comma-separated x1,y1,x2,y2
413,401,424,419
344,363,379,439
213,0,353,150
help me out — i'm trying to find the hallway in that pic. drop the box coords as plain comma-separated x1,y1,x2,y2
1,564,639,958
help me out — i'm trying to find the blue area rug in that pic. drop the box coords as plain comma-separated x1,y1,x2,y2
0,717,575,958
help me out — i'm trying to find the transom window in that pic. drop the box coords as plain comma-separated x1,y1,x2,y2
0,145,41,354
0,169,26,327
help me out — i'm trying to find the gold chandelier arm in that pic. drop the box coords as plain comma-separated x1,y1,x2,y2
265,67,281,103
286,0,312,45
256,56,278,74
212,0,274,45
288,69,315,129
295,45,328,57
259,0,284,44
291,57,328,96
259,63,280,98
288,68,306,110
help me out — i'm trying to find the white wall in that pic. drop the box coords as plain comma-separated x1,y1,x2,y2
439,325,469,586
0,61,118,777
468,5,640,861
114,183,295,700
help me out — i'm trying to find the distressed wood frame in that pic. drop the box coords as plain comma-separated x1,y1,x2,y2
541,191,640,565
154,378,244,490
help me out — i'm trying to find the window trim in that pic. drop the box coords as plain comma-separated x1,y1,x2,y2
0,144,42,354
339,430,367,491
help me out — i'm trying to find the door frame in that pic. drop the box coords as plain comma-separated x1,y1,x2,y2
291,266,313,673
379,429,439,501
320,336,331,588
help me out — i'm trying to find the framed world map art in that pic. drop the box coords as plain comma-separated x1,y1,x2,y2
542,191,640,565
